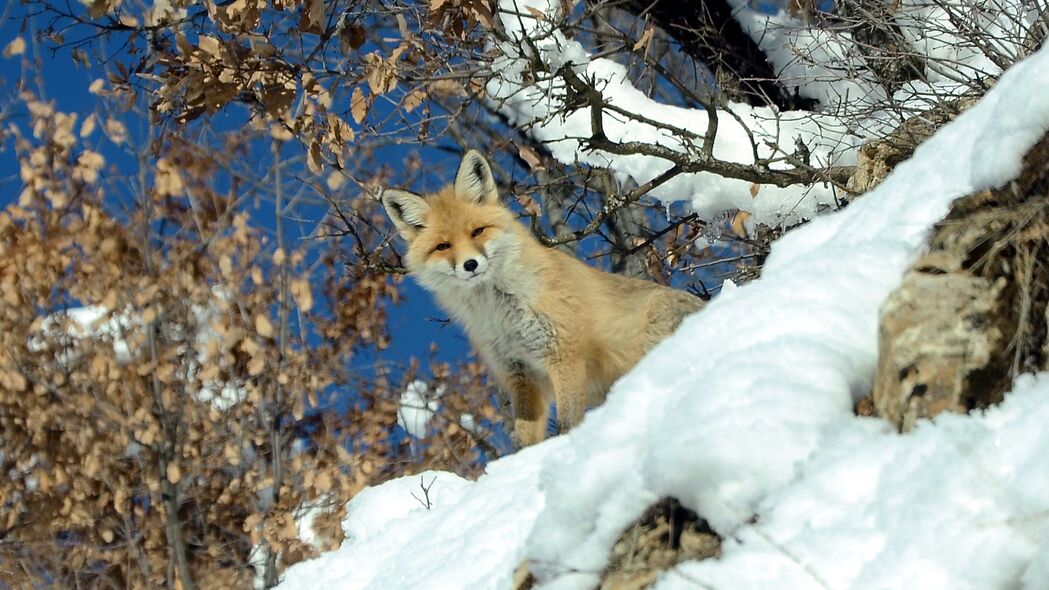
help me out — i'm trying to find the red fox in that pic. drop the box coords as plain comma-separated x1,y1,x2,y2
382,150,704,446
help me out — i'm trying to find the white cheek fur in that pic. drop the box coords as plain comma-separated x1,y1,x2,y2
412,231,520,292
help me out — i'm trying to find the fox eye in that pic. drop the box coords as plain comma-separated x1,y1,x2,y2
435,242,451,252
471,227,486,238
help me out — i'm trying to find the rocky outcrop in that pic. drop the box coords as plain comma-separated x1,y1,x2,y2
872,133,1049,430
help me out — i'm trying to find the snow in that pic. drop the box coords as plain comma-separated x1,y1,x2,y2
31,305,134,363
276,36,1049,590
397,380,479,437
277,442,566,589
730,0,1037,115
397,380,441,438
726,2,886,111
663,374,1049,590
31,297,246,411
397,379,483,438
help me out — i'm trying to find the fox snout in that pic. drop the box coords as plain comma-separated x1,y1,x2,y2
455,254,488,281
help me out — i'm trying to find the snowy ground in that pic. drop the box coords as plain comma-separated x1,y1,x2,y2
277,43,1049,590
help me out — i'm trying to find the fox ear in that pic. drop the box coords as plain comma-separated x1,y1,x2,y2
381,189,430,239
454,150,499,205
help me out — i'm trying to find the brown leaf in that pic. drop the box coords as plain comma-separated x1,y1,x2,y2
516,194,541,217
255,314,274,338
339,23,366,53
351,87,369,123
402,87,426,113
518,145,543,171
80,114,97,138
315,470,332,493
428,79,467,97
730,210,752,238
307,140,323,175
364,53,397,95
300,0,325,34
633,27,654,52
525,5,546,19
3,37,25,58
290,278,314,312
166,462,181,484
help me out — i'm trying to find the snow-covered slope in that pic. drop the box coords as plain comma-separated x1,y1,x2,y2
277,44,1049,590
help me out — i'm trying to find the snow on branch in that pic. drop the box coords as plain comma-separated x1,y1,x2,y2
487,0,860,229
486,0,1042,231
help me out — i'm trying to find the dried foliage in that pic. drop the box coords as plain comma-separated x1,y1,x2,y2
0,92,503,588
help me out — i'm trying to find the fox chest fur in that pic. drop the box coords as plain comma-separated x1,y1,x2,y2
435,276,554,377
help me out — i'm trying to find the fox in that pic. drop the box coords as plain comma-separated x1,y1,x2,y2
381,150,704,446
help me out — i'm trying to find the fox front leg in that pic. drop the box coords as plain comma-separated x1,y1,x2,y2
548,358,588,434
502,372,549,447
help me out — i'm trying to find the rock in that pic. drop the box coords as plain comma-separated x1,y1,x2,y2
873,269,1008,431
872,130,1049,429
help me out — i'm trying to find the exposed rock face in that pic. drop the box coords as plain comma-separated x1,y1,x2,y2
873,133,1049,431
874,248,1010,431
848,97,979,196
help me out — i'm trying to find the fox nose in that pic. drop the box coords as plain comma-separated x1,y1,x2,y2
463,259,479,273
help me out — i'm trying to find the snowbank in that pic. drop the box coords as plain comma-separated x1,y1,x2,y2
666,373,1049,590
276,441,567,589
277,42,1049,590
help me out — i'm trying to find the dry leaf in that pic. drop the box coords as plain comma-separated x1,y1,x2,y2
315,471,332,493
270,123,293,141
402,87,426,112
80,113,97,138
4,37,25,58
351,87,369,123
518,145,543,171
633,27,654,52
166,462,181,484
428,79,467,97
516,194,541,217
338,22,366,54
525,5,546,19
290,278,313,312
197,35,222,58
300,0,325,33
255,314,274,338
307,140,323,175
730,210,752,238
105,119,128,145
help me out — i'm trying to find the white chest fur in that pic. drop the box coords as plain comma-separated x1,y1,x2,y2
435,278,553,375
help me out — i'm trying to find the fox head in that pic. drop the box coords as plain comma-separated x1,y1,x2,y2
381,150,523,293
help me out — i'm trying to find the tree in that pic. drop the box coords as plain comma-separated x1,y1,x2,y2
0,77,500,590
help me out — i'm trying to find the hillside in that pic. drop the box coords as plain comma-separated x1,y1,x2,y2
276,44,1049,590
